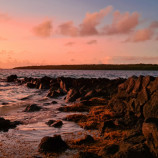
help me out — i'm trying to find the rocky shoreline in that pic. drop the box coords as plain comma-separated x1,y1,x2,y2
1,75,158,157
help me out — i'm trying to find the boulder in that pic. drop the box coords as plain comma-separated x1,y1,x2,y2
38,135,68,153
7,75,17,82
24,104,41,112
46,120,56,126
50,120,63,128
0,117,21,132
142,118,158,157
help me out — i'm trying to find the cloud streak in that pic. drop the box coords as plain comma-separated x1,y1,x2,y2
103,11,140,35
80,6,113,36
58,21,78,36
33,20,52,38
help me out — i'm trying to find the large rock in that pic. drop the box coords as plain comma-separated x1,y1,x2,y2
142,118,158,157
24,104,41,112
38,135,68,153
0,117,21,132
108,76,158,119
7,75,17,82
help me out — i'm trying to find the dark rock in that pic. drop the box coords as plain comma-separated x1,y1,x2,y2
43,103,51,106
113,143,153,158
52,101,57,104
47,89,65,98
64,114,87,123
58,102,89,112
50,120,63,128
26,82,36,88
24,104,41,112
99,144,119,157
74,152,101,158
74,135,94,145
143,90,158,119
38,135,68,153
142,118,158,157
46,120,56,126
46,120,63,128
100,120,116,134
7,75,17,82
0,117,21,132
65,88,80,102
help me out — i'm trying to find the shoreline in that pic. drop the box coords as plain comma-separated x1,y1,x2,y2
0,75,158,157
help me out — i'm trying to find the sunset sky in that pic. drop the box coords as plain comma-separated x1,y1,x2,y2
0,0,158,68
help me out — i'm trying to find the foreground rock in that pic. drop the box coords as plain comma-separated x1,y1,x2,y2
24,104,42,112
142,118,158,157
38,135,68,153
0,117,21,132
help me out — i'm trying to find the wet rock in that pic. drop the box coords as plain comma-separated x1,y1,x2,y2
142,118,158,157
38,76,51,89
50,120,63,128
46,120,63,128
38,135,68,153
100,120,116,134
0,117,21,132
47,89,65,98
65,88,80,102
26,82,36,88
7,75,17,82
64,114,87,123
46,120,56,126
143,90,158,119
74,135,94,145
24,104,41,112
43,102,51,106
74,152,101,158
52,101,57,104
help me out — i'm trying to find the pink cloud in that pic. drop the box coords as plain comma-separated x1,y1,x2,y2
80,6,113,36
126,28,153,42
58,21,78,37
33,20,52,38
103,11,140,34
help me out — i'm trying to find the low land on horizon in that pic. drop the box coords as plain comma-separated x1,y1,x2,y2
14,64,158,70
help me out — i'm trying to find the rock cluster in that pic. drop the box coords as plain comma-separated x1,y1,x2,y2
6,75,158,157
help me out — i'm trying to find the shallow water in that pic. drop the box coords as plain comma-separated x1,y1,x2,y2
0,69,158,157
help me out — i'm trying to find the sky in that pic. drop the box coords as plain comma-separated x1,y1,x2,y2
0,0,158,68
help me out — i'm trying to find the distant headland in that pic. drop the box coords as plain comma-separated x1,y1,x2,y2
13,64,158,70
